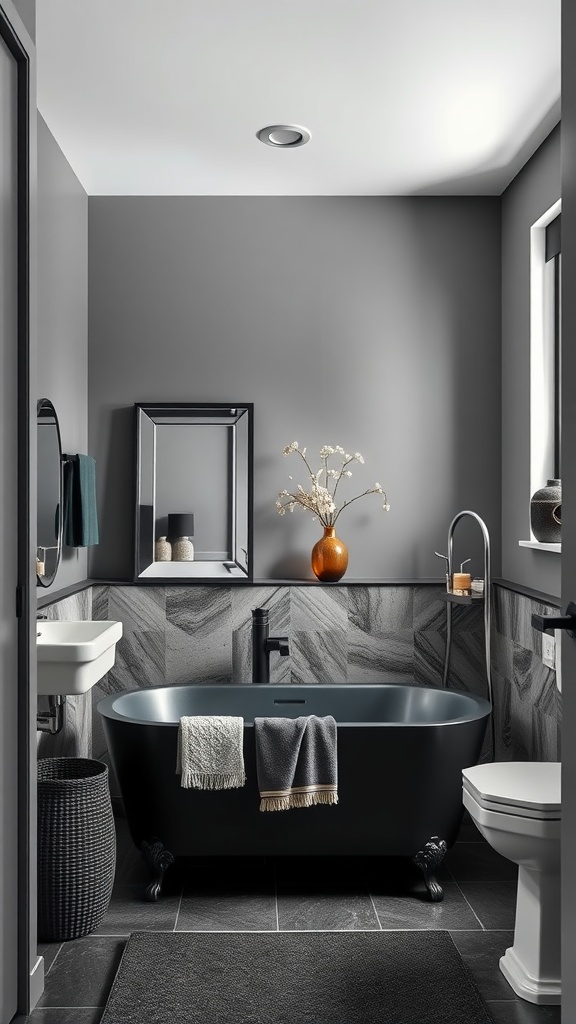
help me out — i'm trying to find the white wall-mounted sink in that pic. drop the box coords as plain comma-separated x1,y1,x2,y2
36,620,123,695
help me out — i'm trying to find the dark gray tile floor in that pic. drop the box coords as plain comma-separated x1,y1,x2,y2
15,813,561,1024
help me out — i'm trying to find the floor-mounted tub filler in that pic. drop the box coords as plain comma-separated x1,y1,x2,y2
98,682,490,902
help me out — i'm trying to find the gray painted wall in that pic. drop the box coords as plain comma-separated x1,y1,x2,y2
501,125,561,597
12,0,35,41
38,115,89,591
88,196,502,582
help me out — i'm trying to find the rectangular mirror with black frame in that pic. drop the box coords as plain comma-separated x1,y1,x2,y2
134,403,253,581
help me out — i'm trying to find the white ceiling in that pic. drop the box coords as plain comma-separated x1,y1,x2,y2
35,0,561,196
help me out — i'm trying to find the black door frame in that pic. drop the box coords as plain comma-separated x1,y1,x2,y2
0,0,34,1014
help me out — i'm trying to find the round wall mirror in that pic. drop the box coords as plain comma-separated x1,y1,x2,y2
37,398,63,587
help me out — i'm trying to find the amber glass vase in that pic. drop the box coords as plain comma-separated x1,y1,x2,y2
311,526,348,582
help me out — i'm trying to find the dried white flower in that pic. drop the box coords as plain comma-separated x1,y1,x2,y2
275,440,389,525
313,486,336,516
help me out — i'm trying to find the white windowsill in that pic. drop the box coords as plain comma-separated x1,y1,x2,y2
519,540,561,553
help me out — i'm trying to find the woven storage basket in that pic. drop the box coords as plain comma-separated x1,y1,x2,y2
38,757,116,942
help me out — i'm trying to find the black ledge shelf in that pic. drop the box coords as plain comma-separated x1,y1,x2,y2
439,590,485,605
79,577,448,589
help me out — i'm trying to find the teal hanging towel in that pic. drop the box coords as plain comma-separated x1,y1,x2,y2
63,454,100,547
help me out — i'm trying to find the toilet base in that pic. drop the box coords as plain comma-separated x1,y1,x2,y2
500,946,561,1005
499,865,561,1005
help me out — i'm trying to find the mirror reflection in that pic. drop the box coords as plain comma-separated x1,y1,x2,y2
134,403,253,580
37,398,63,587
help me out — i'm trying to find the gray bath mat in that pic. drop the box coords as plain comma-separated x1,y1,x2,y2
100,930,495,1023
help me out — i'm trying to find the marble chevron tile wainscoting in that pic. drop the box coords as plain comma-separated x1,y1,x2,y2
491,585,561,762
90,582,488,689
90,585,486,683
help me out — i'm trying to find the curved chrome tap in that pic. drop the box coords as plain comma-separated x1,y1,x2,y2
442,509,493,759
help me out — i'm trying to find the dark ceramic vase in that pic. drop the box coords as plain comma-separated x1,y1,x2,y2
530,478,561,543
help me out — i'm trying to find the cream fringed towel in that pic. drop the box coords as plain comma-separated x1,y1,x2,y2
176,716,246,790
255,715,338,812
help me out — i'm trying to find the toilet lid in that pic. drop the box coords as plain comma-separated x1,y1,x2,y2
462,762,561,815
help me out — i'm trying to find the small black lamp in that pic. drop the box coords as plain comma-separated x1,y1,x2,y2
168,513,195,561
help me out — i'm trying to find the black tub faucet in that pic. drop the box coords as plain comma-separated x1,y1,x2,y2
251,607,289,684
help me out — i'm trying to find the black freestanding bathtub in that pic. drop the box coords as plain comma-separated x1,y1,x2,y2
98,683,490,901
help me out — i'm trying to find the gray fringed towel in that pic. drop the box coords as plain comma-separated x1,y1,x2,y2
254,715,338,812
176,716,246,790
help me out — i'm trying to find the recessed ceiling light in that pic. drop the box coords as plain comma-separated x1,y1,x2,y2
257,124,311,148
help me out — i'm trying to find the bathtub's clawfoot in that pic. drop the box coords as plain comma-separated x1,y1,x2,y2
412,835,447,902
141,838,174,902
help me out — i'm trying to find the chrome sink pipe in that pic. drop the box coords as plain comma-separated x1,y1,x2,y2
36,612,65,733
251,608,289,684
37,695,65,734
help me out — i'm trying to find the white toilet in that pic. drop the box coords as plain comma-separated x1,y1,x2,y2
462,761,561,1005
